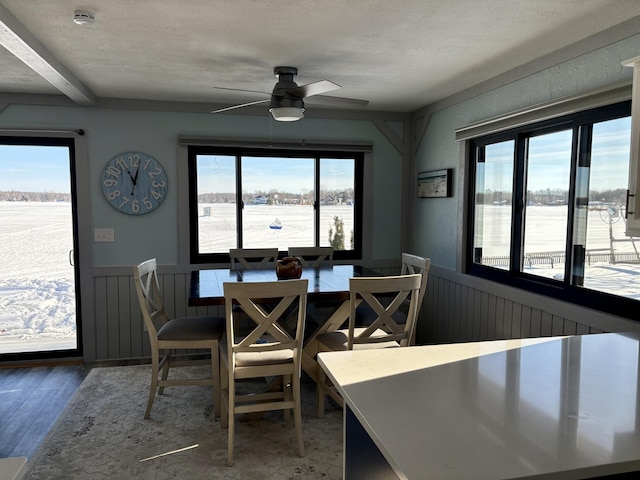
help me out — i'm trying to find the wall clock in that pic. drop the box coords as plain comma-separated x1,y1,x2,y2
101,151,168,215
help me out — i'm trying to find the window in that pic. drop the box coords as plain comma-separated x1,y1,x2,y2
188,146,363,263
467,101,637,319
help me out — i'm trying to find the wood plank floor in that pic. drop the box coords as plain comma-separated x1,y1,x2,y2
0,365,90,459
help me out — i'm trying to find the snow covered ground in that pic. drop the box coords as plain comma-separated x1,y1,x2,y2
0,202,76,354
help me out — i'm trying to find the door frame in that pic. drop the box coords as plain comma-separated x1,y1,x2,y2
0,129,90,364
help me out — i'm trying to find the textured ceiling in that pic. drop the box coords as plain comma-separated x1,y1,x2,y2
0,0,639,114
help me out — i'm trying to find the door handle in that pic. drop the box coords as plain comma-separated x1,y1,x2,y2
69,249,75,267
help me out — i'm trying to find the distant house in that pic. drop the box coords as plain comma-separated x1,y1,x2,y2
253,195,267,204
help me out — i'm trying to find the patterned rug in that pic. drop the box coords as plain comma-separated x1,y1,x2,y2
24,365,343,479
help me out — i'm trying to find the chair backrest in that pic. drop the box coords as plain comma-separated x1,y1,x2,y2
347,274,421,349
401,253,430,310
229,248,278,270
223,279,308,371
133,258,168,337
287,247,334,267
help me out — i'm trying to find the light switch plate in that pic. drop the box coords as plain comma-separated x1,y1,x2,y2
95,228,115,242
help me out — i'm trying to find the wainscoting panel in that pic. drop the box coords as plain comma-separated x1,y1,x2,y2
91,270,225,362
417,265,639,345
87,264,639,362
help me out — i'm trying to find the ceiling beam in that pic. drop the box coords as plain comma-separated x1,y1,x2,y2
0,3,95,105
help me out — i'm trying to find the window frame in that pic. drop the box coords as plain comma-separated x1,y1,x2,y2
188,145,364,264
465,100,637,321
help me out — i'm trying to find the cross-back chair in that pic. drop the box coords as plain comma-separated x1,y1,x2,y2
401,253,430,313
220,278,308,466
287,246,335,333
133,258,225,419
229,248,278,270
287,246,334,267
356,253,430,345
315,273,421,418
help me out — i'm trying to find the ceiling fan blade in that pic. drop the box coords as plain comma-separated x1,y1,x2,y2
288,79,341,98
213,86,272,96
211,99,270,114
304,94,369,108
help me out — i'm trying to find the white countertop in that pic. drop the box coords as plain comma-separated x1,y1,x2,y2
0,457,27,480
318,333,640,480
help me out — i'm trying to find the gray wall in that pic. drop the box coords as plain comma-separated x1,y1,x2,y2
412,21,640,342
0,103,410,362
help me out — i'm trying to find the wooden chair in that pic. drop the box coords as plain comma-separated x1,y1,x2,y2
229,248,278,270
356,253,430,345
315,274,421,418
220,279,308,466
287,247,336,334
401,253,430,314
287,246,334,267
133,259,226,419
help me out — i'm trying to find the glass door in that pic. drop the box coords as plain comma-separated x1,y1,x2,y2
0,138,80,358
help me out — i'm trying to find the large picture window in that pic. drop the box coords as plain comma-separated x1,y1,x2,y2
467,101,637,319
188,146,363,263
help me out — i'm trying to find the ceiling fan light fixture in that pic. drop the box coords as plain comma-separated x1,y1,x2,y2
269,106,305,121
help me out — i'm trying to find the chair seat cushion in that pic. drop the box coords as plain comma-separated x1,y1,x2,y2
157,315,225,341
220,335,294,367
316,328,401,351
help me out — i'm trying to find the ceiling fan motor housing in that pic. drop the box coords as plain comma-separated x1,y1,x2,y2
270,66,305,109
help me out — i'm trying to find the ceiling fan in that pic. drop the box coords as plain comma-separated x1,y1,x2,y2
211,66,368,121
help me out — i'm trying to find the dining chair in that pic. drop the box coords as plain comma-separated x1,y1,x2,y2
287,246,334,267
133,258,226,419
287,246,336,332
315,273,421,418
220,278,308,466
356,253,430,345
229,248,279,270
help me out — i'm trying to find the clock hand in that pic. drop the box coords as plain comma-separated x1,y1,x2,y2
129,168,140,195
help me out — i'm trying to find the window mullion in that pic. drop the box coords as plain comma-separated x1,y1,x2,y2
236,155,243,248
512,135,527,272
314,157,320,247
569,125,592,286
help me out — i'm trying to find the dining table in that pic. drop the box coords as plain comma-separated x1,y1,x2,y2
188,264,379,383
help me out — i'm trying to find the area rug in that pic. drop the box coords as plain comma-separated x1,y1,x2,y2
24,365,343,480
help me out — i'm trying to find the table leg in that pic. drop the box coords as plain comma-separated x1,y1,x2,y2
302,299,359,384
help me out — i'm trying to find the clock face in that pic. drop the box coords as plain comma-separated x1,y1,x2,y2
101,151,167,215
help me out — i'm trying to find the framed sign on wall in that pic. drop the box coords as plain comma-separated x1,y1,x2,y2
417,169,452,198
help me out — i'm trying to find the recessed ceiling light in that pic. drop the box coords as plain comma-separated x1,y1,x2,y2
73,10,95,26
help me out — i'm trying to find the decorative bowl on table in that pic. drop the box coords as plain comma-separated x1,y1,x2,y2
276,257,303,279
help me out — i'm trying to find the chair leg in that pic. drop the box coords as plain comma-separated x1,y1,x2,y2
145,352,160,419
292,373,305,458
158,350,170,395
316,368,326,419
227,376,235,467
220,361,229,429
211,343,221,419
283,374,292,424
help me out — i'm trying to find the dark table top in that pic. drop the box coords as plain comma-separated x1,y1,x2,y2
189,264,375,306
